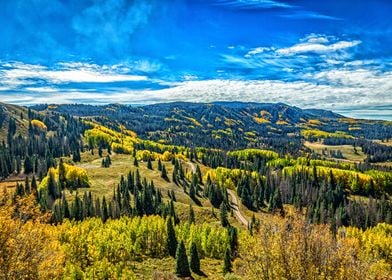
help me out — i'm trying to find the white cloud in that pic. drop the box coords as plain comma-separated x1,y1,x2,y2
243,35,361,61
276,39,361,55
245,47,272,57
4,68,389,114
281,12,341,21
145,74,391,109
0,62,148,88
25,86,58,92
214,0,293,9
1,56,391,119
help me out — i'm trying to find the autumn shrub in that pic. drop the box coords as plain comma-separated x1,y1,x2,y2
0,204,64,279
235,214,389,280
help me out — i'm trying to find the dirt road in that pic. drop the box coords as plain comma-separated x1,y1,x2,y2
227,189,249,227
187,161,248,227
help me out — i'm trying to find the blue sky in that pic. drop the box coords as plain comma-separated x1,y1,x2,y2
0,0,391,119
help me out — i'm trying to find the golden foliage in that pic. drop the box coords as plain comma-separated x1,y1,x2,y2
236,214,390,280
184,116,202,127
253,116,271,124
227,148,279,160
58,215,229,278
283,164,392,193
301,129,354,139
204,167,262,189
135,150,174,162
276,119,289,125
0,204,64,279
39,163,90,190
308,119,322,125
31,119,47,131
343,223,392,275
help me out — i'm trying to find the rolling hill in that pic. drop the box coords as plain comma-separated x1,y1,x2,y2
1,101,392,279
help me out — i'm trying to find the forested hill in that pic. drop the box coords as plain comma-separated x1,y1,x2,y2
32,101,344,121
31,102,392,154
1,101,392,279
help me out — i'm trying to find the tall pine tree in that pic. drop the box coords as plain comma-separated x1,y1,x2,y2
175,241,191,277
166,218,178,258
189,242,200,273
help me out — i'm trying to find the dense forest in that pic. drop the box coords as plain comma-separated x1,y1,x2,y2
0,101,391,279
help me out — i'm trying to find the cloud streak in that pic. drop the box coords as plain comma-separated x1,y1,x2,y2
0,62,148,89
276,39,361,56
213,0,293,9
1,62,391,119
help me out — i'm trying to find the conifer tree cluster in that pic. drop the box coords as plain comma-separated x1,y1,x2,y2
101,155,111,168
51,169,177,223
0,108,86,180
203,175,227,208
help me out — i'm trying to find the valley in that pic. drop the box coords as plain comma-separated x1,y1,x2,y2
0,101,391,279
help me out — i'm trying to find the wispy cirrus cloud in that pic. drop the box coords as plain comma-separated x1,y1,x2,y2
220,34,363,81
0,62,148,89
213,0,293,10
212,0,341,21
280,11,341,21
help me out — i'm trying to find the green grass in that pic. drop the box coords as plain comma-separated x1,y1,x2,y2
69,152,231,225
77,153,193,203
0,103,30,141
304,141,366,162
373,139,392,147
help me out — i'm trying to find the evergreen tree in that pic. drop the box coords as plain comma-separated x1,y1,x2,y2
269,188,284,215
31,175,37,193
189,182,196,199
48,169,60,199
73,149,81,162
101,196,109,222
196,165,203,185
158,159,162,171
175,241,191,277
223,247,232,274
161,165,168,181
58,158,66,189
24,156,33,174
166,218,178,258
189,242,200,273
101,155,111,168
62,194,70,219
189,204,195,224
147,158,153,170
220,202,229,228
98,145,103,157
16,156,21,174
24,176,30,195
228,226,238,257
172,169,177,184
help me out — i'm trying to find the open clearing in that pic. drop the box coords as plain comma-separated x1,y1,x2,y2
72,152,244,227
304,141,366,162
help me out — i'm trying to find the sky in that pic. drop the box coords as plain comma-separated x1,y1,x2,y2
0,0,391,119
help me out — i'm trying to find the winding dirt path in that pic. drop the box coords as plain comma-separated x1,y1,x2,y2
187,161,196,173
187,161,249,227
227,189,249,227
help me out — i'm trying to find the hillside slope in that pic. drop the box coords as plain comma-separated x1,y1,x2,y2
32,102,392,157
0,102,30,140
